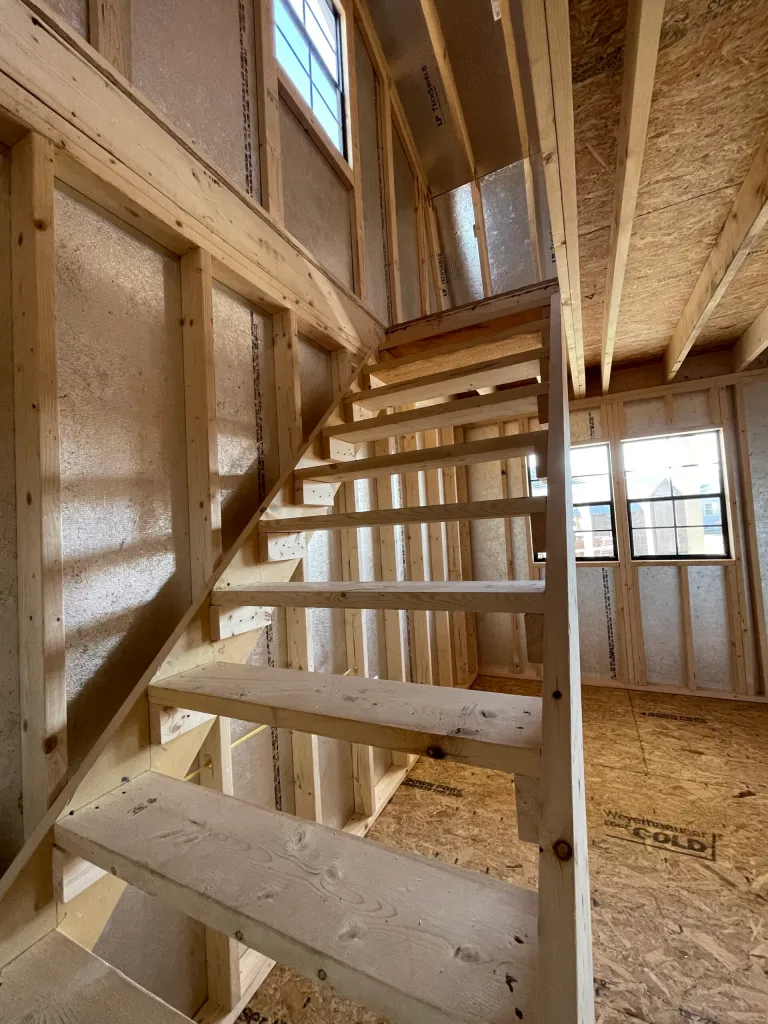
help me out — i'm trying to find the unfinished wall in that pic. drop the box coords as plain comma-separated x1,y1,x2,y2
434,182,483,307
280,102,354,289
0,143,20,870
131,0,259,197
355,24,389,325
46,0,87,36
480,162,536,294
393,128,420,322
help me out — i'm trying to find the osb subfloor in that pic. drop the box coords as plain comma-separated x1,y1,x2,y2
239,678,768,1024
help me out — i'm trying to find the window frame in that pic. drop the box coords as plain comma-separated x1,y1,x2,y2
621,428,731,562
528,440,619,564
273,0,352,178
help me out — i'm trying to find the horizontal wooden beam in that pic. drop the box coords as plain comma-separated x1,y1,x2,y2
323,382,547,444
259,496,546,533
600,0,664,393
357,349,547,410
148,664,542,776
665,124,768,381
733,304,768,371
293,428,548,485
212,580,547,613
0,0,382,355
381,280,556,351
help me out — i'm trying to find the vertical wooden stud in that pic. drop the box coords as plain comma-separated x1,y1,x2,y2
424,429,454,685
401,430,434,685
254,0,284,223
88,0,132,78
12,132,67,837
340,0,366,301
379,86,403,323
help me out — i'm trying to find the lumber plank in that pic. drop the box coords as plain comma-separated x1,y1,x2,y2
294,428,548,484
323,383,547,444
733,303,768,371
381,280,557,351
11,131,67,836
537,296,594,1022
258,496,547,534
212,580,546,613
254,0,284,223
55,773,539,1024
600,0,664,392
0,930,191,1023
52,846,107,903
354,349,548,411
149,664,542,776
518,0,585,396
88,0,131,78
665,124,768,381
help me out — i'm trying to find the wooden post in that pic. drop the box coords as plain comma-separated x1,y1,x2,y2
88,0,132,78
453,427,478,682
340,0,366,301
440,427,469,686
254,0,284,222
424,429,454,685
12,131,67,837
180,247,242,1013
401,430,434,685
538,295,594,1024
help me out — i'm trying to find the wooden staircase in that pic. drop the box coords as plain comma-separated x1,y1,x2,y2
0,289,593,1024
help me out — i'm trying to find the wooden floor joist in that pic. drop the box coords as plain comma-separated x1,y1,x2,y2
212,580,547,613
55,773,539,1024
148,664,542,776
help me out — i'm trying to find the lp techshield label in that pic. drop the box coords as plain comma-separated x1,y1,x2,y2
604,808,718,861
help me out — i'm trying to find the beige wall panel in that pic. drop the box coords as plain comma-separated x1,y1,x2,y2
0,143,21,869
577,566,619,681
354,24,389,324
131,0,259,197
689,566,732,692
280,100,354,288
638,566,685,688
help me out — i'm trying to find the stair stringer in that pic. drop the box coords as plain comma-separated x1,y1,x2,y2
0,349,376,980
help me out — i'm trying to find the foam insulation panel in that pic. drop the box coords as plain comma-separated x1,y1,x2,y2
298,336,333,438
365,0,472,196
46,0,87,36
742,380,768,678
689,566,732,691
131,0,259,197
93,887,207,1017
578,566,620,681
354,24,390,325
306,530,355,828
638,566,685,687
434,183,483,307
672,389,713,429
280,100,353,289
571,407,604,443
622,396,668,438
55,188,191,769
54,189,204,1012
480,162,536,294
393,128,421,322
0,143,21,869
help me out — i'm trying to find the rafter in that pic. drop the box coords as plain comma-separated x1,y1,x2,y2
664,125,768,381
601,0,665,393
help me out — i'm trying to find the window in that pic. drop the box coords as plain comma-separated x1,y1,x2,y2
622,429,729,559
528,442,617,562
274,0,346,154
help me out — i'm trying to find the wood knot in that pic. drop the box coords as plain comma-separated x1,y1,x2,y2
553,839,573,861
426,745,446,760
317,969,327,981
42,735,58,755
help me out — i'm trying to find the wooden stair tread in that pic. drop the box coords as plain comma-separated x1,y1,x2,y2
323,383,548,445
293,429,547,484
55,773,538,1024
212,579,546,613
259,496,546,534
149,665,542,776
356,349,548,411
0,931,190,1024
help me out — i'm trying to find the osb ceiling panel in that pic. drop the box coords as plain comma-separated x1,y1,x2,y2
366,0,518,196
433,0,522,178
574,0,768,368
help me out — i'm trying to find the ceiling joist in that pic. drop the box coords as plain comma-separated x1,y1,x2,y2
600,0,665,393
664,124,768,382
516,0,586,397
733,304,768,371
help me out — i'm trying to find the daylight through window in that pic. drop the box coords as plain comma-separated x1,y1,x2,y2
622,429,729,559
528,442,617,561
274,0,346,154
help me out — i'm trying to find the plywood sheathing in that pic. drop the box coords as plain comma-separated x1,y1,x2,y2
574,0,768,368
242,677,768,1024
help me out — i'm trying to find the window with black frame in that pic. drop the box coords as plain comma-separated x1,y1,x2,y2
528,441,618,561
274,0,346,155
622,429,729,559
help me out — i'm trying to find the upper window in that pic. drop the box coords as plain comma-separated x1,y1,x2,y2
622,430,729,559
275,0,346,154
528,442,617,562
